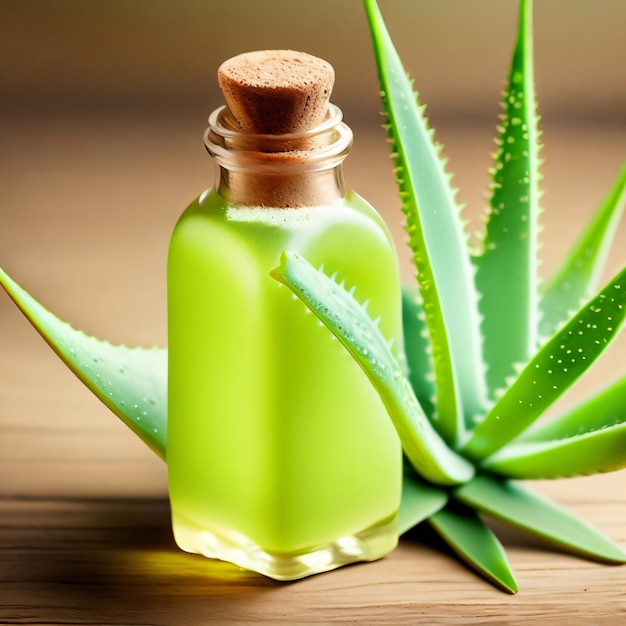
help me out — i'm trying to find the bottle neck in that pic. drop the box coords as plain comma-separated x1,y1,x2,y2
204,104,353,208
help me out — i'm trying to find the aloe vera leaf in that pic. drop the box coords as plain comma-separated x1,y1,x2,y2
454,474,626,563
428,504,518,594
398,474,448,535
271,251,474,486
483,423,626,479
402,285,436,420
363,0,487,445
520,374,626,442
462,265,626,461
539,163,626,339
483,376,626,478
473,0,541,398
0,267,167,460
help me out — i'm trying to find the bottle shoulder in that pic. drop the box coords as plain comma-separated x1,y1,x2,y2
342,189,396,249
170,187,399,281
174,188,389,236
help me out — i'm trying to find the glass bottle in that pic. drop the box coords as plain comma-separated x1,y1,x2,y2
167,51,403,580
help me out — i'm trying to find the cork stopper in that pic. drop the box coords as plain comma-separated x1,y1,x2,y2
217,50,334,136
211,50,346,208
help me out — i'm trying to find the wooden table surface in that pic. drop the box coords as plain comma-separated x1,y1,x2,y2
1,112,625,624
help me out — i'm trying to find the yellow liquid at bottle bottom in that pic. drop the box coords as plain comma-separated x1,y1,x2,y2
167,189,403,580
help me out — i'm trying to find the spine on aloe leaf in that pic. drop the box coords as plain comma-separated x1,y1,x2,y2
166,50,404,581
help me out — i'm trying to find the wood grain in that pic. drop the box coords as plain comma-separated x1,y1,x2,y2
1,114,625,623
1,489,624,624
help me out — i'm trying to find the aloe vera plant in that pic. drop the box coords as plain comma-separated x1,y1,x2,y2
1,0,625,593
272,0,626,592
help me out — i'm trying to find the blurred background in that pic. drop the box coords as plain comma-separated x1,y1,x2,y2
1,0,625,497
3,0,626,119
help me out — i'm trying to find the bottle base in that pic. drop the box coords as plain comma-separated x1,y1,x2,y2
171,514,398,581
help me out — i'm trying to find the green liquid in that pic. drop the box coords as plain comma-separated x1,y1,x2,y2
167,188,403,579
